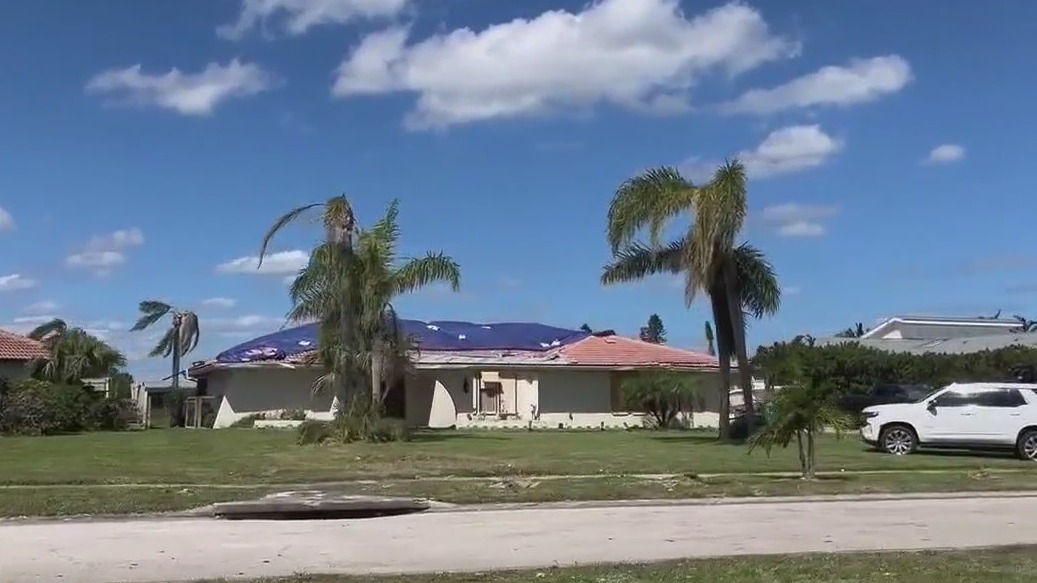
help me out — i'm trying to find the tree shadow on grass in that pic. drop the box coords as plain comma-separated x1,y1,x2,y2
646,433,738,446
858,446,1019,461
407,431,511,443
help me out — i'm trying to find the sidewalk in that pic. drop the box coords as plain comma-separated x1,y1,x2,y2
5,494,1037,583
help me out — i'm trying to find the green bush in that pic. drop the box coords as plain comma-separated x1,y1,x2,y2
621,371,699,429
229,413,266,428
0,379,135,436
296,419,335,445
279,408,307,421
753,342,1037,395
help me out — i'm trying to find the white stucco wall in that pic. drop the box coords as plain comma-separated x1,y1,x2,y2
205,368,335,428
0,361,30,383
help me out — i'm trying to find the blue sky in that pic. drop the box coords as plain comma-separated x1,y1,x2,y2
2,0,1036,379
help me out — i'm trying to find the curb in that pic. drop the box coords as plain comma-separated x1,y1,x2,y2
424,490,1037,513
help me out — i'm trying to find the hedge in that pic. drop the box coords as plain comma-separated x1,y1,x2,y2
0,378,138,436
752,341,1037,395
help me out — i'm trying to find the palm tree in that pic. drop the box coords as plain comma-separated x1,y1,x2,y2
282,199,461,412
603,161,780,439
748,371,854,479
130,302,201,391
26,318,127,383
834,322,866,338
260,194,358,410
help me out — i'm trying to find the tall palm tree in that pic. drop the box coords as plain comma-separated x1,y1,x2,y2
260,194,358,410
130,302,201,391
26,318,127,383
287,200,461,409
603,161,781,438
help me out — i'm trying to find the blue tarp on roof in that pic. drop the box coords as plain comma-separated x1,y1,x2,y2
215,320,590,364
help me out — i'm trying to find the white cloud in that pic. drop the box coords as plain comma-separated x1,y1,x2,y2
784,285,802,296
216,249,309,276
740,125,843,178
0,274,38,292
681,125,842,181
218,0,409,39
22,300,60,315
201,297,236,309
722,55,912,115
332,0,797,129
86,59,275,116
760,202,840,238
66,227,145,275
923,143,965,164
0,206,14,233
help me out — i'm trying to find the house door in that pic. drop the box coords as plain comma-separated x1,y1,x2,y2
480,381,502,414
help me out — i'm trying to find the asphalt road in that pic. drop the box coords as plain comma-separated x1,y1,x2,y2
4,495,1037,583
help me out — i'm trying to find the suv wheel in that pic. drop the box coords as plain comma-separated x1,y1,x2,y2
880,425,917,456
1017,430,1037,462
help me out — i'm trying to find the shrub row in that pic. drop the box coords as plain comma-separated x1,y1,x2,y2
752,341,1037,394
0,378,138,436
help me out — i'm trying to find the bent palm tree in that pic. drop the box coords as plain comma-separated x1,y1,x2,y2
27,318,127,383
603,161,781,438
288,200,461,410
261,195,357,410
130,302,201,391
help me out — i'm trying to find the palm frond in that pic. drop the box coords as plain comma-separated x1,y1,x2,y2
149,327,177,358
688,159,748,282
394,253,462,295
733,243,781,319
131,301,172,331
179,311,201,355
606,166,696,252
601,238,687,286
27,318,67,341
258,203,322,267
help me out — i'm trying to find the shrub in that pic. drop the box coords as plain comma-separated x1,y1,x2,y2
754,342,1037,395
337,397,411,443
296,419,335,445
229,413,266,428
279,408,307,421
0,379,134,436
621,371,699,429
166,390,188,428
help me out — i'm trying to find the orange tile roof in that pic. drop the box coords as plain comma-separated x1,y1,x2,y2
559,335,717,369
0,329,49,361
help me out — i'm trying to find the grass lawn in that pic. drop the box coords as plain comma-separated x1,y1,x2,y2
1,468,1030,517
192,546,1037,582
1,428,1033,486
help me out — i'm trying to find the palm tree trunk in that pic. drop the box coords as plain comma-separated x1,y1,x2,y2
722,261,756,435
796,430,807,476
170,320,181,393
806,429,817,480
371,341,383,412
333,228,355,414
709,296,731,441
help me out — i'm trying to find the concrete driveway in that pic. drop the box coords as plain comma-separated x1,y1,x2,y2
4,494,1037,583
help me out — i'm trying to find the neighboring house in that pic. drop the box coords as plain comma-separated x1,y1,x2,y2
818,314,1037,355
188,320,723,430
0,329,48,382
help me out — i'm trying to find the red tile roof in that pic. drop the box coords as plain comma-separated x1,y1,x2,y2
559,335,717,369
0,329,49,361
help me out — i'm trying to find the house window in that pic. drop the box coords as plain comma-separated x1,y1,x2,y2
479,381,503,414
609,372,628,412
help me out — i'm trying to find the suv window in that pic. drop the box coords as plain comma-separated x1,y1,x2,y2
976,388,1027,408
932,390,977,407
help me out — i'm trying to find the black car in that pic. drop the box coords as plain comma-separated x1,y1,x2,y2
838,383,931,416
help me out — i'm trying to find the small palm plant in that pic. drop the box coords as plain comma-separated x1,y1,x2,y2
130,302,201,391
748,349,854,479
26,318,126,383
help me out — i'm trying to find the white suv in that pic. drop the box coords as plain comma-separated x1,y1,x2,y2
860,382,1037,460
